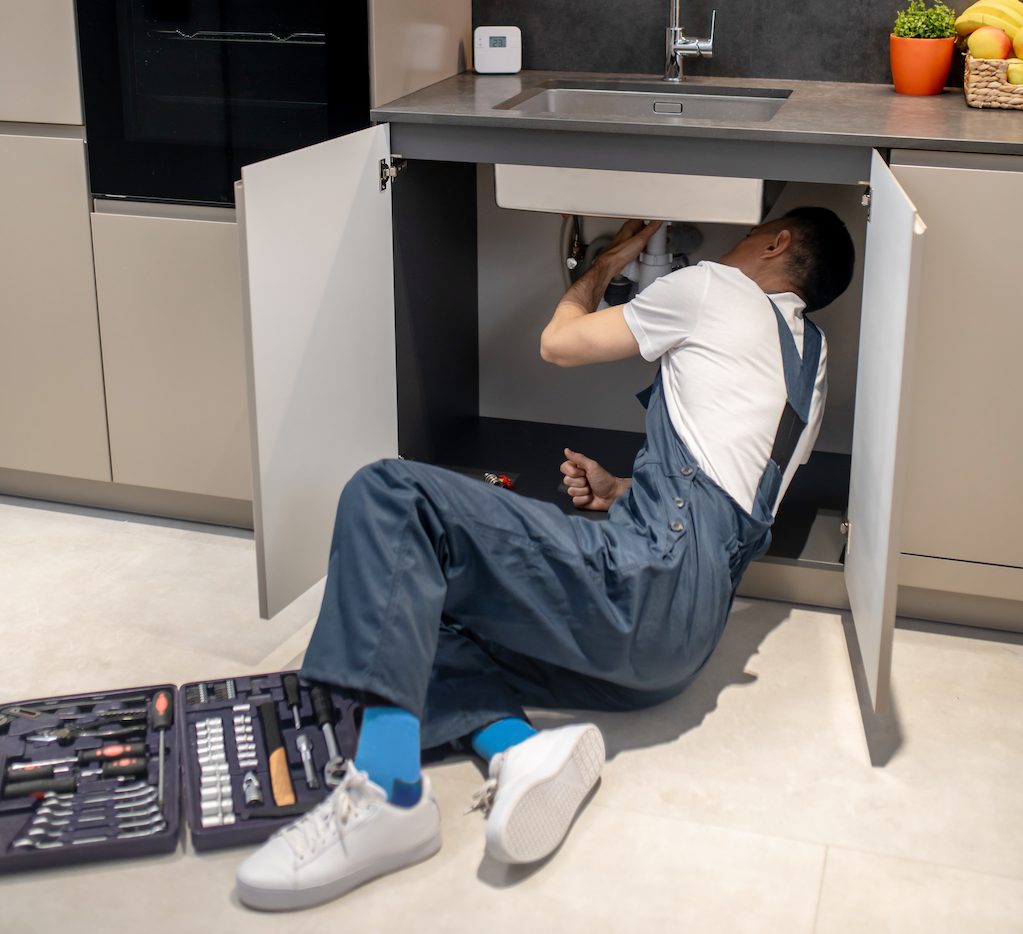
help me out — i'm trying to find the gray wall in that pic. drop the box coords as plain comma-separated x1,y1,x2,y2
473,0,968,85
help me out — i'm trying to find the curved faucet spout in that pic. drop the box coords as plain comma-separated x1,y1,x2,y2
664,6,716,82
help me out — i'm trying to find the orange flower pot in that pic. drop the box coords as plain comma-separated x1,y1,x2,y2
890,35,956,95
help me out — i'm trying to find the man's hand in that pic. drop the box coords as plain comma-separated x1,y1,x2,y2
601,219,664,277
560,449,631,511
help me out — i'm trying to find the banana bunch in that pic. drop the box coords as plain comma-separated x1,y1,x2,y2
955,0,1023,40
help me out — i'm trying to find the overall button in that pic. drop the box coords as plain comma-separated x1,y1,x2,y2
681,466,694,477
674,498,686,509
670,520,685,533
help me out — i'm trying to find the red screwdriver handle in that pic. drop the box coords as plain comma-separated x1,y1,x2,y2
149,689,173,732
100,757,148,778
79,742,147,762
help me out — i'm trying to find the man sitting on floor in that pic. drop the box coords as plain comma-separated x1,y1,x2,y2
235,208,855,911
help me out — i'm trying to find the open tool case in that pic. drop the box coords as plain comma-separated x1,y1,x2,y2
0,673,358,873
0,685,181,873
180,673,358,852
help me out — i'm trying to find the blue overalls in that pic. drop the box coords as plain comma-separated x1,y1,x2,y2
301,300,822,751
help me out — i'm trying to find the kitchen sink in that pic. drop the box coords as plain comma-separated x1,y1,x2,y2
495,79,792,122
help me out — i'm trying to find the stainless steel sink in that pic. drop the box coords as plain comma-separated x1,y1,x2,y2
495,80,792,123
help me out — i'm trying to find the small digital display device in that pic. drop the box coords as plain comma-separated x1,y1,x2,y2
474,26,522,74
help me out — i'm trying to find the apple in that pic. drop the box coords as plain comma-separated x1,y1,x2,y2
1008,62,1023,83
968,25,1013,58
1015,24,1023,58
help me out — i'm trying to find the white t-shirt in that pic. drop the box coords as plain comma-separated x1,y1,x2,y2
623,261,827,515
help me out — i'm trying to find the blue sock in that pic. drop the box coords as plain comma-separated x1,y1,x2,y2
471,717,537,761
354,707,422,807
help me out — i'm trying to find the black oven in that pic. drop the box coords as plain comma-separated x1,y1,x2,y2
77,1,370,206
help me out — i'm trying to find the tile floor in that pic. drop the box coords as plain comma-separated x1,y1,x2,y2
0,495,1021,933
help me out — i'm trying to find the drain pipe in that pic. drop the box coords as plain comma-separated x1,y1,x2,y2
634,222,672,292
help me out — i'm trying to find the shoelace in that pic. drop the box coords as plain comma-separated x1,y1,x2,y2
281,770,370,857
466,777,497,816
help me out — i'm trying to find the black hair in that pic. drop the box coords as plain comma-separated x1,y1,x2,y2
779,207,855,313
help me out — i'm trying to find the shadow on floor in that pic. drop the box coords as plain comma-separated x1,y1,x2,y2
526,599,795,760
840,613,903,768
524,599,906,768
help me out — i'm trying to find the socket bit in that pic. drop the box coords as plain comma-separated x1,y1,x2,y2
296,734,320,790
242,772,263,806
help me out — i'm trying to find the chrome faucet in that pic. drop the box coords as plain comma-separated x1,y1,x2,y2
664,1,716,82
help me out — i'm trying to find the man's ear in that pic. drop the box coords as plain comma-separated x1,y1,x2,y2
763,227,792,258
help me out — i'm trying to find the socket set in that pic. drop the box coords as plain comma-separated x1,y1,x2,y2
195,716,235,827
179,672,359,852
0,685,180,873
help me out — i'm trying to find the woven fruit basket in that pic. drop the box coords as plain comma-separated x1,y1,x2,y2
964,53,1023,109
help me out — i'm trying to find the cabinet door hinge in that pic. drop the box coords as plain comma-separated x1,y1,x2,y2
380,155,407,191
861,186,872,222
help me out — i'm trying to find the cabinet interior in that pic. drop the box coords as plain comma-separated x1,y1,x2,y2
393,160,867,572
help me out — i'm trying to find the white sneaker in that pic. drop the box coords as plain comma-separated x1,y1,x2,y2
236,767,441,911
471,723,605,864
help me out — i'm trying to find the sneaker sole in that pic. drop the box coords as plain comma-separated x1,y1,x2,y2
489,725,605,865
236,830,441,912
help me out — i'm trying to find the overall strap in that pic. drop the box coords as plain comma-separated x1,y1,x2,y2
766,299,822,477
636,378,656,411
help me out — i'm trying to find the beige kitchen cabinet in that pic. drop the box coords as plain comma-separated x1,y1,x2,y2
369,0,471,107
891,151,1023,606
0,0,82,125
236,126,927,722
0,128,110,480
91,204,252,503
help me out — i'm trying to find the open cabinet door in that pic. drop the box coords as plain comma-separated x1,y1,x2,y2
845,151,926,712
237,125,398,619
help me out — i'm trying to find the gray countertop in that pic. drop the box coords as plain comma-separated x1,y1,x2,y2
372,70,1023,156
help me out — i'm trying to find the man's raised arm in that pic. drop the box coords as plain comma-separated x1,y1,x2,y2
539,220,662,368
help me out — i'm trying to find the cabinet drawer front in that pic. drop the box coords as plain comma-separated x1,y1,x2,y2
901,554,1023,604
0,132,109,480
91,209,252,502
892,156,1023,570
0,1,82,124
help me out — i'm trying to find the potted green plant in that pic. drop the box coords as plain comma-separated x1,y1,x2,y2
891,0,959,94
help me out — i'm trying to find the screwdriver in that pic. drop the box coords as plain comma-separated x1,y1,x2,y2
282,674,302,730
25,724,148,746
2,775,78,799
2,757,147,798
149,689,173,809
6,742,147,776
5,757,147,781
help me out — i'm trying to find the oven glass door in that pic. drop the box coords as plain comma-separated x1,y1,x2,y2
78,1,368,205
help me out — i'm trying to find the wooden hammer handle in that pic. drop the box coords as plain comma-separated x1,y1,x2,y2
258,700,296,806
